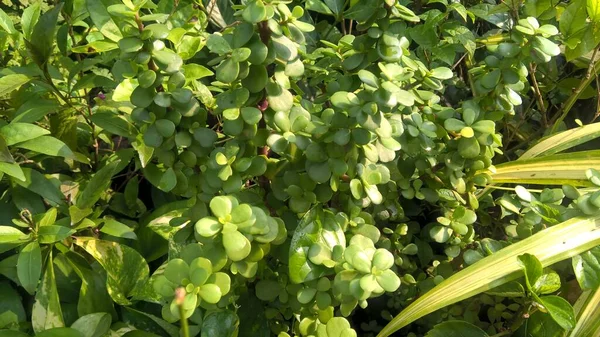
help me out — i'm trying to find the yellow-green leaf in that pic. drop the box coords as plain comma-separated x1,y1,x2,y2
483,150,600,187
74,237,149,305
520,123,600,160
378,213,600,337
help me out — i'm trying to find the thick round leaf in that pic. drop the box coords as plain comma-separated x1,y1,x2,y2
222,231,252,261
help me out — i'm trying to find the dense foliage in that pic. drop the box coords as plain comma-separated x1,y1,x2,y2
0,0,600,336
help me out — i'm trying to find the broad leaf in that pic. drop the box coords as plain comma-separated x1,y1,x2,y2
74,238,149,305
201,310,239,337
86,0,123,41
0,123,50,146
13,168,65,206
71,312,112,337
15,136,75,159
76,160,121,209
572,246,600,290
0,226,29,243
28,4,63,66
90,112,137,138
425,321,489,337
64,252,116,318
0,74,31,97
32,251,65,333
17,241,42,294
537,295,576,330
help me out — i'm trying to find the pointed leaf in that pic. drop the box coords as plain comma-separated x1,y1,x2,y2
76,160,121,208
73,238,149,305
17,241,42,294
32,251,65,333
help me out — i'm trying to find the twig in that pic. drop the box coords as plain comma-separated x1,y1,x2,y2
528,63,547,126
550,45,600,132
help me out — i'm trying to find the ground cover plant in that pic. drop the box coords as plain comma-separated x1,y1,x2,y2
0,0,600,336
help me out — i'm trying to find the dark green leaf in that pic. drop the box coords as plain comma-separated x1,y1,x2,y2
14,168,65,206
90,112,137,137
425,321,489,337
0,281,26,323
201,310,239,337
28,4,63,66
76,160,121,209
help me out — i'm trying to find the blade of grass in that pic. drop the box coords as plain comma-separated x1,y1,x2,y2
568,287,600,337
378,214,600,337
520,123,600,160
481,150,600,187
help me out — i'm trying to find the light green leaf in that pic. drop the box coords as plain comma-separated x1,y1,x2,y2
86,0,123,41
572,246,600,290
0,226,29,244
36,328,84,337
588,0,600,23
15,136,75,159
0,7,17,34
37,225,75,244
21,1,41,39
71,312,112,337
0,74,31,97
100,218,137,240
0,162,25,181
74,238,149,305
0,123,50,146
289,207,346,283
521,123,600,160
17,241,42,295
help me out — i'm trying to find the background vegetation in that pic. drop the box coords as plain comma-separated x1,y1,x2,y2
0,0,600,336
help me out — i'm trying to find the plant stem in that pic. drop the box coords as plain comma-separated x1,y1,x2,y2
175,288,190,337
550,46,600,133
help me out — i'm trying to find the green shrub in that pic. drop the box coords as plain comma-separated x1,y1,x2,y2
0,0,600,336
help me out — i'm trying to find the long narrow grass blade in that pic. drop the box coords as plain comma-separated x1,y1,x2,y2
378,214,600,337
520,123,600,160
482,150,600,187
569,288,600,337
